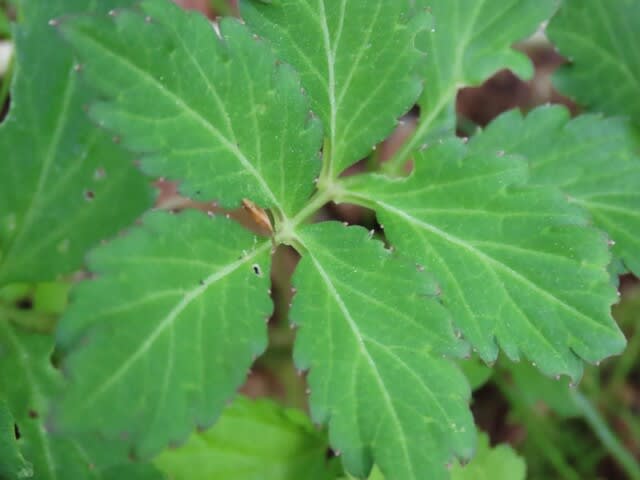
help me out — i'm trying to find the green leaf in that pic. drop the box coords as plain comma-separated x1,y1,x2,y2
0,0,153,286
342,139,625,381
57,0,322,218
0,399,31,480
0,8,9,37
242,0,428,176
548,0,640,125
291,222,474,480
367,468,385,480
450,433,526,480
0,281,68,334
341,466,384,480
32,282,70,316
343,433,526,480
458,357,492,391
53,210,272,458
0,321,164,479
395,0,555,162
155,396,339,480
470,106,640,276
0,282,69,317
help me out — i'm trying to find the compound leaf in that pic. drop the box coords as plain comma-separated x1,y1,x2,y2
343,139,625,381
471,106,640,276
242,0,428,176
155,396,339,480
0,0,153,286
401,0,555,157
450,433,526,480
0,321,164,479
291,222,474,480
57,0,322,218
52,210,272,458
548,0,640,126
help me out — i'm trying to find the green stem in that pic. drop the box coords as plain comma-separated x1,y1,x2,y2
382,87,457,175
617,409,640,447
274,182,337,248
570,390,640,480
608,326,640,395
317,137,334,190
273,136,346,248
494,375,581,480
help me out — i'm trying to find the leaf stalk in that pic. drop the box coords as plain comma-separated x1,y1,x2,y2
383,85,458,175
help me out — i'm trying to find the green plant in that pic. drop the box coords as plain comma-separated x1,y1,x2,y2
0,0,639,479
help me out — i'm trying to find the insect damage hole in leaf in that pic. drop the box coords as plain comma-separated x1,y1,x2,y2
252,263,263,276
